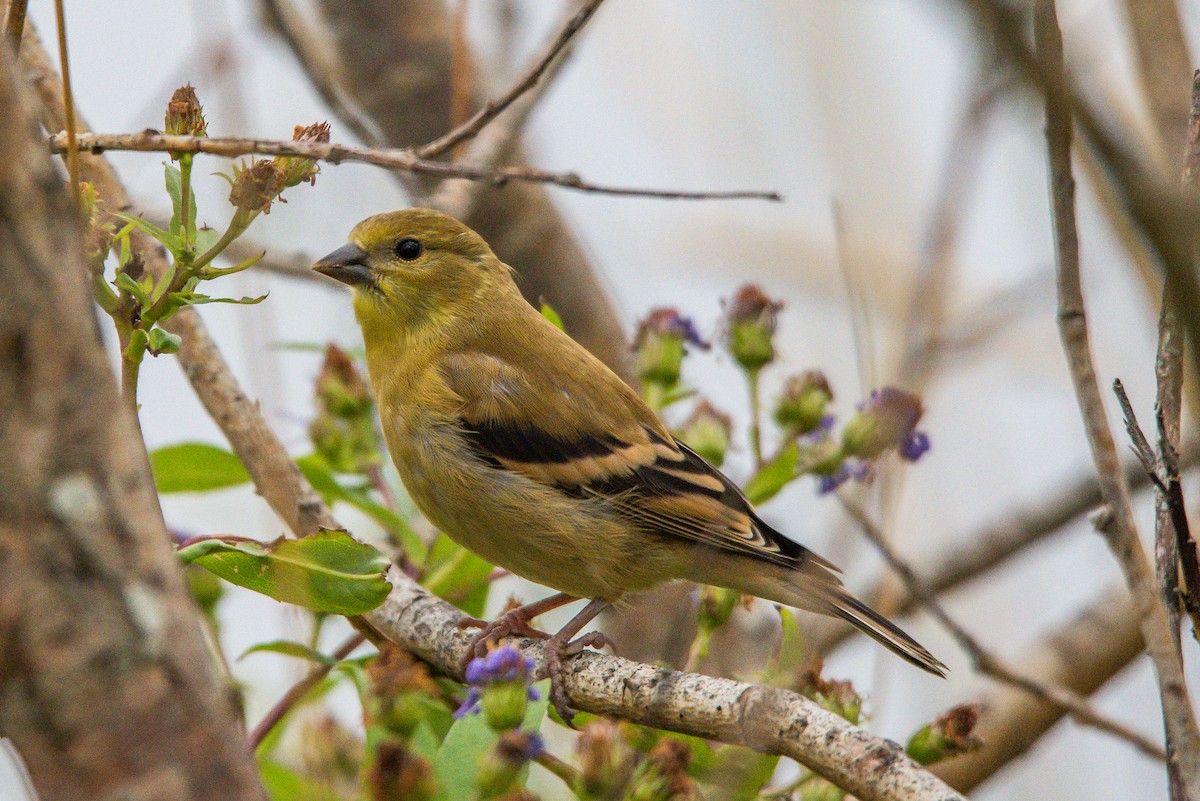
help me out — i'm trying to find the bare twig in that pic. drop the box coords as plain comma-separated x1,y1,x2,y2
932,584,1145,791
811,446,1196,655
3,0,27,53
51,0,78,206
48,130,781,201
248,632,367,750
1036,0,1200,791
840,498,1167,761
415,0,606,159
430,0,592,219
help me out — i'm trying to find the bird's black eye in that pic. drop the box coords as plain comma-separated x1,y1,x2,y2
395,238,423,261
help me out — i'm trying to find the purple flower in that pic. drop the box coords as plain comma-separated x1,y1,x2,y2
634,308,710,388
817,460,870,495
842,387,928,460
900,430,930,462
455,644,540,723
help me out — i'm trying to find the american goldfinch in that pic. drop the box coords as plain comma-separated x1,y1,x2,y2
315,208,945,718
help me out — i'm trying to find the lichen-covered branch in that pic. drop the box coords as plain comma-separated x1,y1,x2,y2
364,573,965,801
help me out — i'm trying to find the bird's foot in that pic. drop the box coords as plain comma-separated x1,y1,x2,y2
457,609,551,673
544,629,614,727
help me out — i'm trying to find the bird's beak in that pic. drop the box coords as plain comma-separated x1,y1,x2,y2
313,243,376,288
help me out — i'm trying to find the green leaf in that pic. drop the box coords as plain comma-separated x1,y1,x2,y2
540,301,564,331
239,639,335,665
422,535,494,618
148,327,182,354
178,529,392,615
435,679,549,801
164,163,196,238
410,720,441,762
150,442,251,493
296,454,427,562
744,442,799,505
186,292,269,306
112,211,182,254
122,328,150,362
115,270,150,307
704,747,780,801
258,760,327,801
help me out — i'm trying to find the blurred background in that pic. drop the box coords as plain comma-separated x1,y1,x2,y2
13,0,1200,798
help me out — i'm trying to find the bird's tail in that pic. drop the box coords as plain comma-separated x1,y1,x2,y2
703,559,947,677
823,588,946,677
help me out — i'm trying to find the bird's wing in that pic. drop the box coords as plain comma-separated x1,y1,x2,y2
441,350,836,573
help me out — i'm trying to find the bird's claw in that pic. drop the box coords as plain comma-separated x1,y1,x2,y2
457,610,550,673
543,630,613,727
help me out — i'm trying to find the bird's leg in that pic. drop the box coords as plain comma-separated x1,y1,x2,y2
541,597,612,726
457,592,579,671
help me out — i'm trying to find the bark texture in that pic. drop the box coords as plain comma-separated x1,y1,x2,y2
0,43,262,801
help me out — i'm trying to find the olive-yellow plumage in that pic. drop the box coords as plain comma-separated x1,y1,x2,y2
315,208,944,716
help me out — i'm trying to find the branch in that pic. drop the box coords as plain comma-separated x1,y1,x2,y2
840,498,1166,761
248,632,366,749
414,0,606,159
364,571,964,801
932,583,1145,791
47,130,782,201
1036,0,1200,792
811,446,1196,654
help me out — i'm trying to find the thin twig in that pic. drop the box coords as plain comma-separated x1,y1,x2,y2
47,131,781,202
429,0,592,219
1112,379,1164,489
1035,0,1200,791
248,632,366,750
3,0,27,54
52,0,78,207
415,0,606,159
839,497,1167,761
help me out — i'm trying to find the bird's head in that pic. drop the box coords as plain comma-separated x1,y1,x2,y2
313,208,510,337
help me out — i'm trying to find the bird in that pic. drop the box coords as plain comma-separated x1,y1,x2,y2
314,207,945,721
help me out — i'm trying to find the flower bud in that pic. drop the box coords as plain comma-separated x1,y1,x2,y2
297,713,363,789
795,659,863,724
457,645,540,730
367,644,438,737
367,740,436,801
630,738,696,801
723,285,782,372
228,159,285,215
164,84,207,138
678,400,732,467
906,704,984,765
633,308,708,388
576,720,624,797
481,679,530,731
477,731,544,799
774,371,834,436
276,121,331,188
841,387,929,461
695,586,741,633
315,344,373,417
